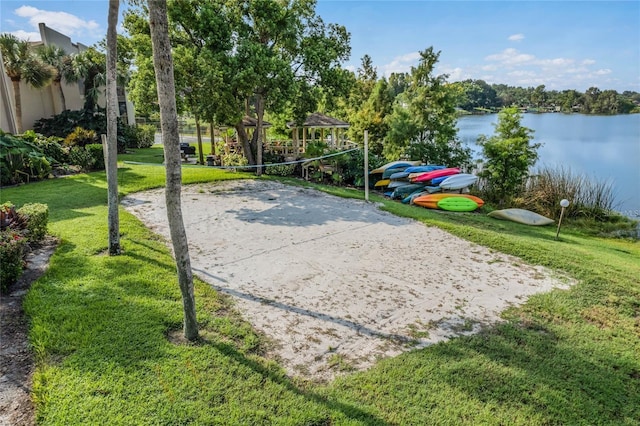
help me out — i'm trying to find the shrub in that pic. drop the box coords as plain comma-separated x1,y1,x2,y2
17,203,49,242
221,152,249,167
64,126,98,148
69,146,95,171
136,124,156,148
33,108,128,153
85,143,105,170
34,137,67,165
264,163,296,177
0,131,52,185
122,124,156,149
0,228,27,293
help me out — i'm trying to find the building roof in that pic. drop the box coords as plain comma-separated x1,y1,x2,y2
287,112,350,129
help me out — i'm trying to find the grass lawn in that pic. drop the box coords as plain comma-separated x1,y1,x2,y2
2,146,639,424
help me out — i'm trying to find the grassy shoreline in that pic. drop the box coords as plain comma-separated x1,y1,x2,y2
1,150,639,424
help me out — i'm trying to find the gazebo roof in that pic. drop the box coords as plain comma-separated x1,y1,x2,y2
242,115,272,128
287,112,350,129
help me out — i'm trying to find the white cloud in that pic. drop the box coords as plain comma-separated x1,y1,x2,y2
582,59,596,65
481,64,498,71
437,66,468,81
507,70,537,78
508,33,525,42
594,69,612,75
485,48,535,65
14,5,102,39
380,51,421,76
9,30,41,42
538,58,575,67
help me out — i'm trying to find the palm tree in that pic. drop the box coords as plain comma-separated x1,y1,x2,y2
69,47,106,111
37,44,75,112
0,34,54,133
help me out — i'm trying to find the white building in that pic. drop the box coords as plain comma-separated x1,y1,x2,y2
1,23,134,133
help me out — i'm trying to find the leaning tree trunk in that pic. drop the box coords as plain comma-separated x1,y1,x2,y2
234,121,256,165
106,0,121,256
148,0,198,341
11,79,23,133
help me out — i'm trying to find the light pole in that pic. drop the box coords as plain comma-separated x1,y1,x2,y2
555,199,570,240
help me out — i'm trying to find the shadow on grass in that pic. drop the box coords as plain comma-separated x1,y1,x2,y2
456,323,637,423
328,320,639,424
209,340,390,425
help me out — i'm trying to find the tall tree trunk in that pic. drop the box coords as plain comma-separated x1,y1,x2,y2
195,115,204,165
209,122,215,156
148,0,198,341
106,0,121,256
234,121,256,165
11,79,23,133
57,79,67,111
254,94,264,176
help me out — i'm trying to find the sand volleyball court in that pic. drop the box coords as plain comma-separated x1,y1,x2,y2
123,180,570,381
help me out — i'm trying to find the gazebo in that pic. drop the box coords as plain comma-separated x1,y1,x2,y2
287,112,350,153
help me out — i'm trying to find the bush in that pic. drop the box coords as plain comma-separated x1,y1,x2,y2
85,143,105,170
33,108,128,153
0,228,27,293
34,137,67,165
0,131,52,185
69,146,95,171
64,126,98,148
221,152,249,167
122,124,156,149
264,163,296,177
136,124,156,148
17,203,49,242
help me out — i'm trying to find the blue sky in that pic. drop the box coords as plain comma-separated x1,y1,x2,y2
1,0,638,92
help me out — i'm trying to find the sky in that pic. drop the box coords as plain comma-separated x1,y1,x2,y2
1,0,638,92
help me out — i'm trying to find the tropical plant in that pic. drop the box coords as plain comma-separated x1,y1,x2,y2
63,126,98,148
37,44,75,112
0,33,54,132
0,131,51,185
67,47,106,111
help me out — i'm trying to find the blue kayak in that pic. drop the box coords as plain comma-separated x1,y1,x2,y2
430,175,454,185
389,171,411,180
404,165,446,173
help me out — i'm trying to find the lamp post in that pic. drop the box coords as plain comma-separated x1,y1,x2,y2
555,199,570,240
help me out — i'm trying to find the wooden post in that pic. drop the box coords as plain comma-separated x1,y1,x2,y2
364,130,369,202
303,128,307,153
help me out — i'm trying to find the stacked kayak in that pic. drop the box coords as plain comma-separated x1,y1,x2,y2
371,161,421,189
372,161,483,211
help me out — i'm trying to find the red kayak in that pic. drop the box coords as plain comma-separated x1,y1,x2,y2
411,167,460,183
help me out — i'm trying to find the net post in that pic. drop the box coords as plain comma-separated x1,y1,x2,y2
364,130,369,202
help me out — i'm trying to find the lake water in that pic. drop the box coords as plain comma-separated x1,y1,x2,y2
457,113,640,218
